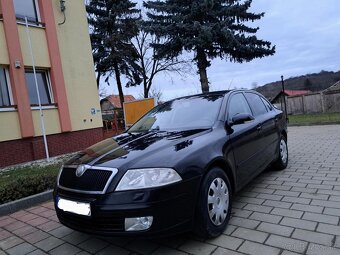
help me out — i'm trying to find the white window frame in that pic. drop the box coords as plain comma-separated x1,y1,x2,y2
14,0,43,27
25,69,55,109
0,67,15,112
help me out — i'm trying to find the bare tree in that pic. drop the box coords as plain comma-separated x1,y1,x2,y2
130,31,192,98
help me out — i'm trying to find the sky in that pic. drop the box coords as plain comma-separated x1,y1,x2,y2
101,0,340,101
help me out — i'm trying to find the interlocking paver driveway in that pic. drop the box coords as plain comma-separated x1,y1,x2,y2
1,125,340,255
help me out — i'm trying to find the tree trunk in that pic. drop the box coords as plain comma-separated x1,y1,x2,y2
96,72,101,89
143,79,149,98
113,62,125,110
196,48,210,93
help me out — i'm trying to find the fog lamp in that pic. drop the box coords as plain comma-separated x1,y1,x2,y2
125,216,153,231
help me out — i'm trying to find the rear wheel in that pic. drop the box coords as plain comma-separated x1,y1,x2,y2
273,135,288,170
194,167,232,238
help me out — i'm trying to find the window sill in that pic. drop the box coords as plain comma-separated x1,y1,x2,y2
31,105,57,110
16,18,45,28
0,106,17,112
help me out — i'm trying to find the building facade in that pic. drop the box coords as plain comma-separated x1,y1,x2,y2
0,0,103,167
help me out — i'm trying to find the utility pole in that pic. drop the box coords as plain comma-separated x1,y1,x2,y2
281,75,288,122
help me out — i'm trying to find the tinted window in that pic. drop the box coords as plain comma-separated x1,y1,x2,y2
13,0,39,23
0,68,11,107
25,70,52,105
129,94,223,132
227,93,252,121
261,97,273,111
244,93,268,117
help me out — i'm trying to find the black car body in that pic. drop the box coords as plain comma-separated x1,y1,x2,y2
54,90,288,238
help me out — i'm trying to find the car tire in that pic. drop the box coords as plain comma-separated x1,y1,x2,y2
194,167,232,239
273,135,288,170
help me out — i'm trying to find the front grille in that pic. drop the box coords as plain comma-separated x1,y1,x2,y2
58,211,125,233
58,166,117,193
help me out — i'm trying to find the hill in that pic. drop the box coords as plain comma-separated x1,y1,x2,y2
256,70,340,99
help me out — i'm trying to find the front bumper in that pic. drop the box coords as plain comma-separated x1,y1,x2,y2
54,176,201,237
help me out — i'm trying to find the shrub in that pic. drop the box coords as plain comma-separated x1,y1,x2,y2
0,174,57,205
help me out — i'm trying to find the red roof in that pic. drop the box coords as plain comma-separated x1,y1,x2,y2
283,90,312,96
106,95,136,109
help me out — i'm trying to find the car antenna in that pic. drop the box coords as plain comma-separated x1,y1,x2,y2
228,78,234,90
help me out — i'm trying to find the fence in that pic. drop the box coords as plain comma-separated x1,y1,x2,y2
284,91,340,115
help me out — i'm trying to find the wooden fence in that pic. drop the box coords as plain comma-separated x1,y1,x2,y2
274,91,340,115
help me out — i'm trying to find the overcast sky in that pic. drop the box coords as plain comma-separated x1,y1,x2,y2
102,0,340,100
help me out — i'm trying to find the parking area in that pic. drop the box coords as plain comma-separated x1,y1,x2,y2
1,125,340,255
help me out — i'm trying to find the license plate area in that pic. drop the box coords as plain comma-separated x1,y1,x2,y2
57,197,91,216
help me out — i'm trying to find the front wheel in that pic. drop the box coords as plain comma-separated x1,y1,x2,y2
194,167,232,238
273,135,288,170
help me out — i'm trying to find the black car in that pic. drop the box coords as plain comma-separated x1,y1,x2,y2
54,90,288,238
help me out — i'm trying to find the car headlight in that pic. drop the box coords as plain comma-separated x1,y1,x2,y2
116,168,182,191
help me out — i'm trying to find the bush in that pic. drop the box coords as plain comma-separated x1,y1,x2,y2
0,174,57,205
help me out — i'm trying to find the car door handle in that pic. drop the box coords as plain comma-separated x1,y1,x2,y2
256,124,262,131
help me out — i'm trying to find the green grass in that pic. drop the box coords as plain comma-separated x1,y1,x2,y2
288,112,340,125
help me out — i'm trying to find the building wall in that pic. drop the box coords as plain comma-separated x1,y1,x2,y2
0,0,103,166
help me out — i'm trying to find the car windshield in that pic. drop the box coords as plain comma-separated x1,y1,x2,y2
128,94,224,132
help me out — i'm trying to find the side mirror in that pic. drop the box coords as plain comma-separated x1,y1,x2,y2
230,113,254,126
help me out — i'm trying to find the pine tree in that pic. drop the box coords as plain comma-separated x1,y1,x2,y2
144,0,275,93
86,0,140,108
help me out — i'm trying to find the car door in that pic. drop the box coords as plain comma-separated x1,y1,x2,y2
244,92,276,169
226,92,264,188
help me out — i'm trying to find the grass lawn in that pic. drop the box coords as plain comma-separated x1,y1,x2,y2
288,112,340,125
0,164,62,204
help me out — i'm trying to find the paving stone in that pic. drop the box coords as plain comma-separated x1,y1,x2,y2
271,208,303,219
211,247,243,255
231,208,252,218
317,223,340,236
265,235,308,253
49,226,74,238
291,204,324,213
292,229,334,246
238,240,280,255
0,236,24,250
35,236,64,252
12,225,37,237
27,250,48,255
0,229,11,241
223,225,237,235
302,212,339,225
49,243,81,255
151,246,187,255
179,240,216,255
22,230,50,244
249,212,282,224
280,217,317,231
78,238,109,254
262,200,292,209
306,243,340,255
229,217,260,229
62,231,90,245
3,221,27,232
126,240,159,255
232,227,268,243
243,204,273,213
207,234,243,250
282,196,311,205
257,222,294,237
6,242,36,255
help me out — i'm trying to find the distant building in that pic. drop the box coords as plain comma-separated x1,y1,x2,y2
100,95,136,130
0,1,102,167
323,80,340,93
271,90,312,107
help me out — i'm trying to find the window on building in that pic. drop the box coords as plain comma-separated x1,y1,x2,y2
13,0,39,23
0,67,12,107
25,70,53,106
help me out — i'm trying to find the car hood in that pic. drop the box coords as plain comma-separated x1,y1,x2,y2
65,129,211,170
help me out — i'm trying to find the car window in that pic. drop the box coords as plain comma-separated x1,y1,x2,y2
227,93,253,121
244,93,268,117
260,97,273,111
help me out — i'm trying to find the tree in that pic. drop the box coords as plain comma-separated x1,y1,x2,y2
128,31,191,98
86,0,140,108
144,0,275,93
304,78,312,89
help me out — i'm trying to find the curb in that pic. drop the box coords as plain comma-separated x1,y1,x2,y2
288,121,340,127
0,190,53,216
